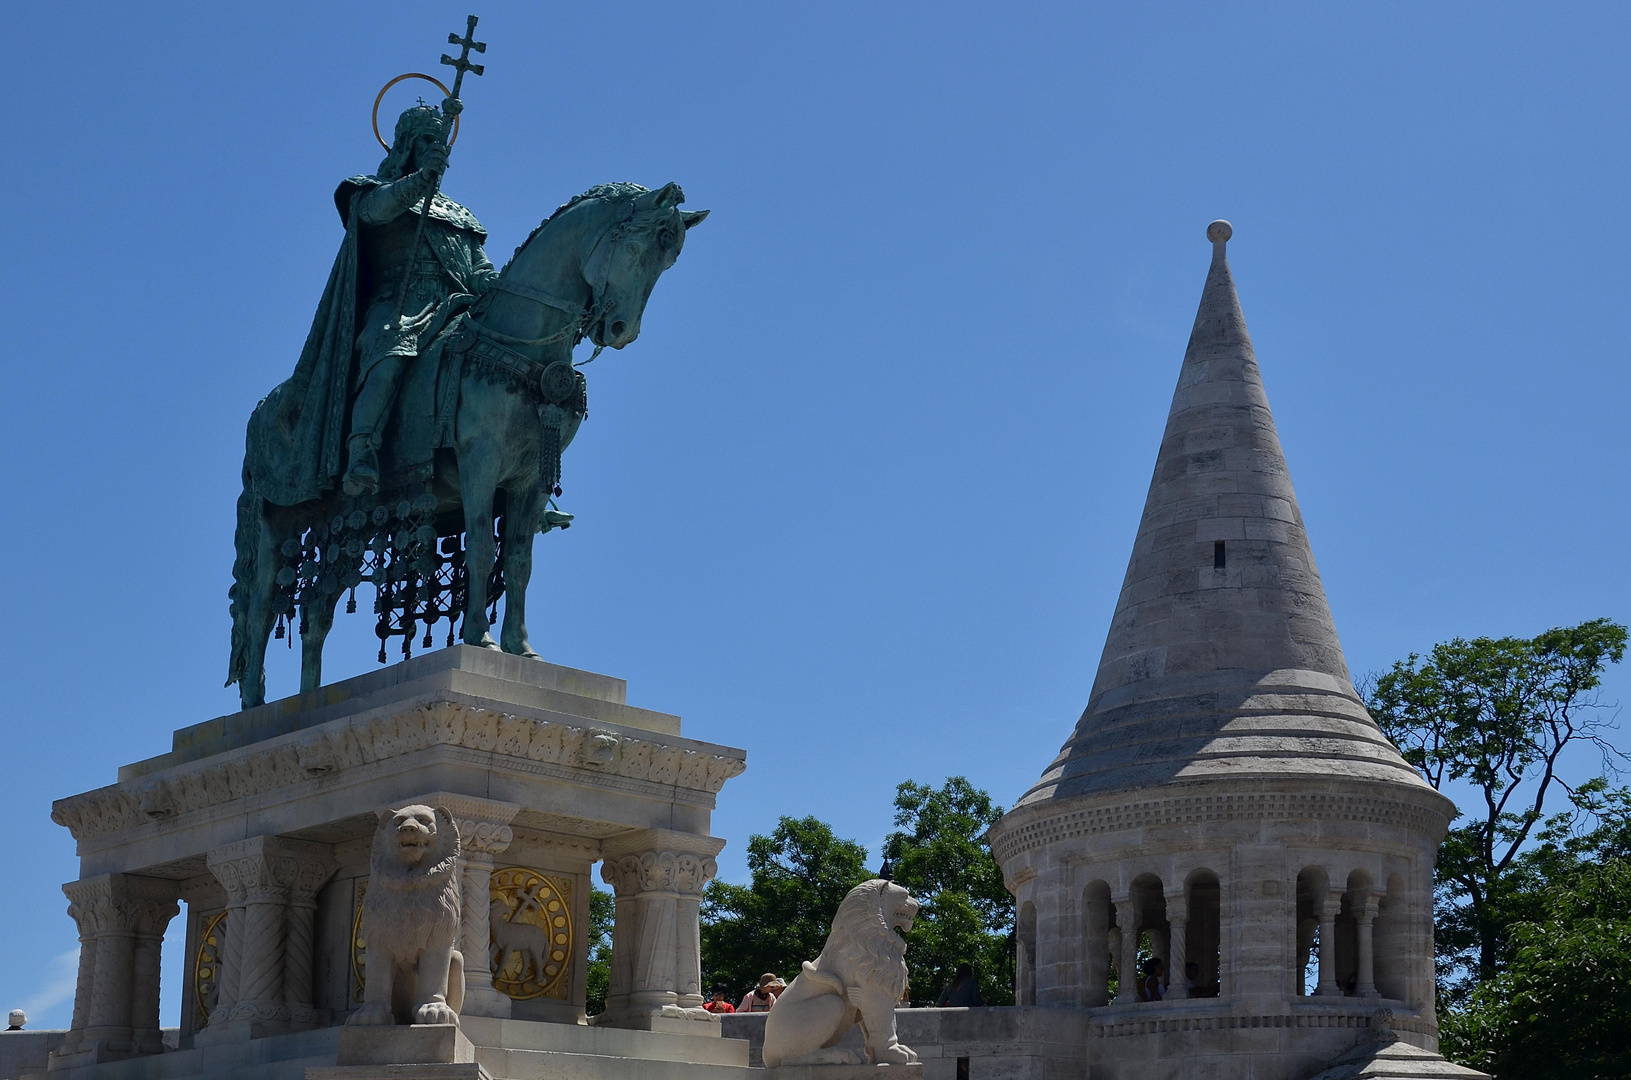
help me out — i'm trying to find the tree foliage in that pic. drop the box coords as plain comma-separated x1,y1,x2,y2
584,884,615,1015
700,816,873,997
698,780,1017,1007
883,777,1014,1006
1439,856,1631,1080
1364,617,1627,997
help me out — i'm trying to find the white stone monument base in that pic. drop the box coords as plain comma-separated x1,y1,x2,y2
766,1065,925,1080
306,1066,490,1080
336,1026,474,1066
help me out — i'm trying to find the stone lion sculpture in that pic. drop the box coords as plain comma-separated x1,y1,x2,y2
347,805,465,1027
762,878,921,1068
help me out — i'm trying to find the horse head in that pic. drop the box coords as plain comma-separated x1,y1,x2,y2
581,182,708,350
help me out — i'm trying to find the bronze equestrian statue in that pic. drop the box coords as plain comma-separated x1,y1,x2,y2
227,93,706,710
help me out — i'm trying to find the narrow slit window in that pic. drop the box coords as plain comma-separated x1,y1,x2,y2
1214,540,1226,569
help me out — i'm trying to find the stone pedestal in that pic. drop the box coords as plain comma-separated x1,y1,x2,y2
335,1024,474,1065
767,1067,924,1080
48,647,745,1059
308,1067,489,1080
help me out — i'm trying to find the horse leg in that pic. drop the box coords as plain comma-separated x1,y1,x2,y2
300,585,342,693
500,484,542,659
239,513,281,710
458,437,504,650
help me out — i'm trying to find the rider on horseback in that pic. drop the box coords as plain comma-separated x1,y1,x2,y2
338,103,500,496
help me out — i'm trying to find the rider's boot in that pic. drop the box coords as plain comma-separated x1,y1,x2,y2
342,357,403,497
342,435,381,497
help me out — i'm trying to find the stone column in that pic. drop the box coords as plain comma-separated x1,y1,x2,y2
1355,897,1380,998
1313,892,1343,997
202,836,335,1042
1113,896,1139,1004
440,796,520,1018
596,829,724,1031
129,894,179,1054
54,875,178,1065
1165,889,1188,1001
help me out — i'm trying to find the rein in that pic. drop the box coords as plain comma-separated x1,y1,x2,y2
464,199,643,359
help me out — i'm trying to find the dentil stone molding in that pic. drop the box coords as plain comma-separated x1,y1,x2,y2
990,787,1451,865
52,701,747,842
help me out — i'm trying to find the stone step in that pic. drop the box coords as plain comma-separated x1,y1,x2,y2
476,1046,758,1080
459,1017,748,1068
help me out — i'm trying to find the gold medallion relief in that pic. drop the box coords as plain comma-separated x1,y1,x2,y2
489,867,573,1000
192,910,227,1027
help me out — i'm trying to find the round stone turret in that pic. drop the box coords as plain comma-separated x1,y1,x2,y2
987,225,1466,1080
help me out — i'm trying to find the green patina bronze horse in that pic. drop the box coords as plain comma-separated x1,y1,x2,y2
228,181,707,709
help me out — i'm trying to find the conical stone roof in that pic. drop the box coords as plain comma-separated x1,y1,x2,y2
1014,221,1430,808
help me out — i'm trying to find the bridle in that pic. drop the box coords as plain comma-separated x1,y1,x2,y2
468,197,654,363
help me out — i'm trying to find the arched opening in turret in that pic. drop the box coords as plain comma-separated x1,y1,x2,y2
1016,901,1037,1006
1082,880,1113,1006
1295,867,1331,996
1182,869,1221,998
1130,874,1168,1001
1374,872,1409,1002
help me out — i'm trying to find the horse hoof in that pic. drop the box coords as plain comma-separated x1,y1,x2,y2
464,633,500,650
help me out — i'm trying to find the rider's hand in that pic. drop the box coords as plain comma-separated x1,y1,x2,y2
418,139,450,180
442,96,464,119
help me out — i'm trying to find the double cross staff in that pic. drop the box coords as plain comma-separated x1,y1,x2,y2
391,14,488,327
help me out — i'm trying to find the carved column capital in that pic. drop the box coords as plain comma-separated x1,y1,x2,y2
599,830,724,898
207,835,335,905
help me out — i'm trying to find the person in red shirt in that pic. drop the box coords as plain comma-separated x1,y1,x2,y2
703,985,736,1014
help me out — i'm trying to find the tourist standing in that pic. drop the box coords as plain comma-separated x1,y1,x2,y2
739,973,779,1012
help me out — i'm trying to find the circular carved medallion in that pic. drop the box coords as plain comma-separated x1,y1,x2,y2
193,910,227,1027
489,867,573,1000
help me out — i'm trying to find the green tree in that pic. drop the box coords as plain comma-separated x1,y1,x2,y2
584,884,615,1015
701,816,873,997
883,777,1015,1006
1439,858,1631,1080
1364,617,1627,999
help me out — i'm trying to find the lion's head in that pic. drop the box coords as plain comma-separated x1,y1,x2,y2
817,878,920,1000
371,804,461,886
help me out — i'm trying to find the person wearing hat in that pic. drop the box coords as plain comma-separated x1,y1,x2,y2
739,973,780,1012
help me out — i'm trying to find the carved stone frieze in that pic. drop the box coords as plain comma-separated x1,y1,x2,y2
52,701,747,842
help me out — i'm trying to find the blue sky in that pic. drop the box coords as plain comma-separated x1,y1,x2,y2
3,2,1629,1027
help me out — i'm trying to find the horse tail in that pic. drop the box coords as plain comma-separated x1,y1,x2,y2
226,462,262,690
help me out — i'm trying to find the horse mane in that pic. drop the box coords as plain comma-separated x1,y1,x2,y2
502,182,651,273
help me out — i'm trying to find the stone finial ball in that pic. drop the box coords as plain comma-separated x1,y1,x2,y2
7,1009,24,1029
1207,220,1233,244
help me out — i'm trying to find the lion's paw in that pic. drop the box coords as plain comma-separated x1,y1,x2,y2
346,1001,394,1027
877,1043,920,1065
414,1001,459,1026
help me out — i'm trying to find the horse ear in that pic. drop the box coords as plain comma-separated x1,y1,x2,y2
681,209,710,230
653,181,684,209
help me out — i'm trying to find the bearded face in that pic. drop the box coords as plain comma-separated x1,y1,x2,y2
379,107,445,179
